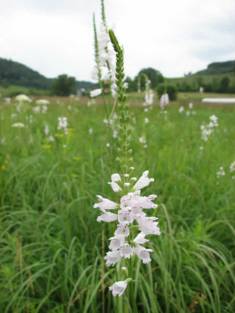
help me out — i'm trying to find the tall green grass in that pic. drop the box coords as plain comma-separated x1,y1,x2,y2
0,95,234,312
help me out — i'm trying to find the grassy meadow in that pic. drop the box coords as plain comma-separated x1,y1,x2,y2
0,93,235,313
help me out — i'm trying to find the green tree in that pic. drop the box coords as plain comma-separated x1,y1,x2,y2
125,76,136,92
135,67,164,90
219,76,230,93
157,83,177,101
51,74,76,96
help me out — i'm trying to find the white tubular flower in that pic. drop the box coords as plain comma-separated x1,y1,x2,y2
230,161,235,173
135,245,152,264
114,224,130,237
12,122,25,128
189,102,193,110
216,166,225,178
137,216,160,235
109,181,122,192
120,243,133,258
44,124,49,136
111,173,121,182
160,93,169,109
118,208,134,225
179,106,184,113
144,90,154,106
134,170,154,191
105,250,121,266
133,232,149,245
58,117,68,133
109,236,125,250
94,170,160,296
139,136,147,145
97,212,117,223
109,173,122,192
97,22,116,87
144,117,149,124
210,114,218,125
33,106,40,113
201,115,219,142
121,192,157,214
109,280,128,297
94,195,117,212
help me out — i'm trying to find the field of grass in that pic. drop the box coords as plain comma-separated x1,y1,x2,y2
0,93,235,313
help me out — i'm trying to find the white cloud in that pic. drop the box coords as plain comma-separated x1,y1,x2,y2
0,0,234,80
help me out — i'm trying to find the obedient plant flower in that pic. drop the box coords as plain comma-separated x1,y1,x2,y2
15,94,32,103
11,122,25,128
44,124,49,136
144,117,149,124
103,113,119,139
93,27,161,297
58,117,68,134
183,102,196,116
143,78,154,107
200,115,218,142
139,135,147,149
189,102,193,110
92,0,116,96
179,106,184,113
216,166,225,178
94,171,160,295
160,93,169,109
229,161,235,173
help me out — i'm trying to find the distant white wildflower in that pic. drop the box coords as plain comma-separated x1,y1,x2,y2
32,106,41,113
144,90,154,106
160,93,169,109
44,124,49,136
216,166,225,178
210,115,218,126
36,99,50,105
48,135,55,142
58,117,68,133
139,136,147,149
103,113,119,139
12,122,25,128
144,117,149,124
15,94,32,103
201,115,218,141
189,102,194,110
143,79,154,106
4,97,11,104
88,128,93,135
179,106,184,113
229,161,235,173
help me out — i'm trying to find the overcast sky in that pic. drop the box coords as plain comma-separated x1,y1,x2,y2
0,0,235,81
